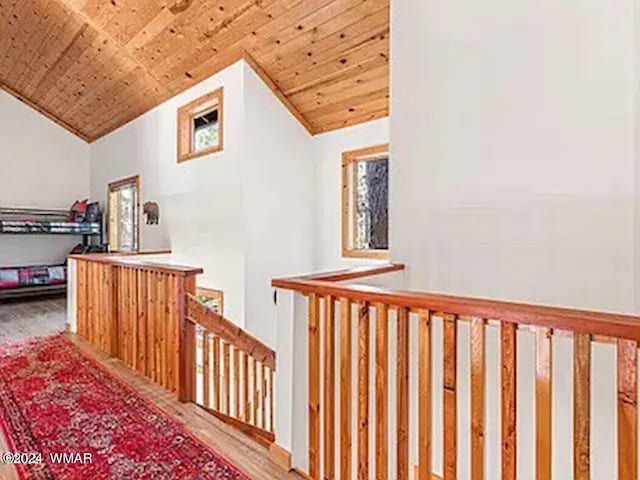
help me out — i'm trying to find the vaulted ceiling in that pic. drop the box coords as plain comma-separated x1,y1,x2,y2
0,0,389,142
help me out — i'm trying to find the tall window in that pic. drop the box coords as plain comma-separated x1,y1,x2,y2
108,175,140,253
177,87,224,163
342,144,389,259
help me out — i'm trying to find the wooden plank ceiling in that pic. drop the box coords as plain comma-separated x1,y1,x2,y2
0,0,389,142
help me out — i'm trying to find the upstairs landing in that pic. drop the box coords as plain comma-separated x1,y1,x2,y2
0,298,298,480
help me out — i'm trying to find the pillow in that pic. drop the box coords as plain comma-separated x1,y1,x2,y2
0,269,19,289
48,266,67,284
68,199,88,222
85,202,100,223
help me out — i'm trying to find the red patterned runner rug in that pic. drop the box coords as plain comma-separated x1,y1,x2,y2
0,334,252,479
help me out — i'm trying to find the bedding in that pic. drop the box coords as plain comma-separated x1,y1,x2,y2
0,265,67,290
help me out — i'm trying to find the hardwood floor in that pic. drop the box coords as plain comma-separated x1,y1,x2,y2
0,297,68,480
0,297,66,343
0,298,298,480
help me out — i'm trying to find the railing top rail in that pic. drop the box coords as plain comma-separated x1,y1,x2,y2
287,262,405,282
272,275,640,342
69,251,202,277
185,293,276,369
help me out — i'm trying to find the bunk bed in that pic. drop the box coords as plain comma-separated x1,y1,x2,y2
0,207,102,300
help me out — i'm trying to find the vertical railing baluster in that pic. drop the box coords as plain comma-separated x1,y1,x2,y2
357,302,370,480
501,322,517,480
397,307,410,480
471,318,485,480
213,336,220,411
203,331,210,408
324,296,336,479
340,298,352,480
536,327,552,480
253,360,260,427
248,356,254,424
376,303,389,480
233,348,240,418
270,369,275,433
573,333,591,480
261,363,267,429
242,352,249,421
443,314,457,480
617,338,638,480
418,310,432,480
223,341,230,414
309,293,320,479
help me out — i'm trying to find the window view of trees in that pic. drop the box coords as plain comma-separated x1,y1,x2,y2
342,144,389,258
108,179,138,253
117,186,136,251
193,109,219,152
177,87,223,163
355,157,389,251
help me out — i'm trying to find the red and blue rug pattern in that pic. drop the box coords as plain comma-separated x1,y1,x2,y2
0,334,252,479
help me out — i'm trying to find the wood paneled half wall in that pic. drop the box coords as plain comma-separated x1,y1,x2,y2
72,254,202,398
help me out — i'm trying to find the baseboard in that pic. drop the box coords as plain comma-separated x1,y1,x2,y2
269,442,292,472
287,465,442,480
198,405,274,447
273,460,442,479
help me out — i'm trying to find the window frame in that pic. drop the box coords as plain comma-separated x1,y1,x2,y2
196,287,224,316
341,143,390,260
107,175,141,253
177,87,224,163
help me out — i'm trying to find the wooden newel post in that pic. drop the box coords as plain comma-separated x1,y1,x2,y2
179,275,197,402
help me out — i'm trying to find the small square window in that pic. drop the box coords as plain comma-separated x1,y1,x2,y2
342,144,390,259
178,87,223,162
193,109,219,153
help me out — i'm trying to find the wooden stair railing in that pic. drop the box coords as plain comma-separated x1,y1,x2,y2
71,254,277,447
272,272,640,480
185,293,276,446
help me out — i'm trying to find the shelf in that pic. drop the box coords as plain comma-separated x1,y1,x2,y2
0,220,100,235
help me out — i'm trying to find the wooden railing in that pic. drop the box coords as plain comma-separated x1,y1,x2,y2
71,254,202,400
272,267,640,480
71,254,277,446
186,293,276,446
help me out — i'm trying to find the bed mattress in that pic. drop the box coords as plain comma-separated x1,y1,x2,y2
0,265,67,290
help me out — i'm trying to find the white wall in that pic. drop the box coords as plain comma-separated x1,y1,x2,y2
390,0,637,478
91,61,247,324
90,60,316,343
0,91,90,267
391,0,636,314
242,63,315,347
313,117,389,270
